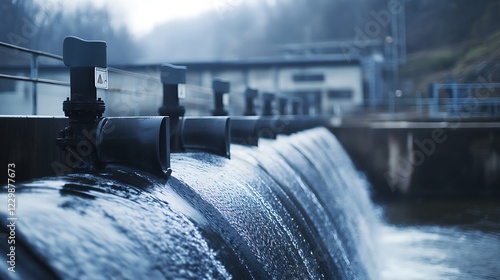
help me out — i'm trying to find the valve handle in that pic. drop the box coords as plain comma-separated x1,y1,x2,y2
63,36,107,68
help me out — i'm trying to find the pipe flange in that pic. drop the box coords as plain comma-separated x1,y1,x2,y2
159,105,186,118
63,99,106,119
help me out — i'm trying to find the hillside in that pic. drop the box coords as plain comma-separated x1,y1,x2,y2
139,0,500,80
401,30,500,95
2,0,499,81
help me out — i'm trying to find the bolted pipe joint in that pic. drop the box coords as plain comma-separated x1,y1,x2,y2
159,63,187,152
212,79,230,116
57,36,107,171
158,64,231,158
244,87,258,116
159,63,186,119
262,92,275,116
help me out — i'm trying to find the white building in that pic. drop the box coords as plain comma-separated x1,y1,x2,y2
179,55,364,116
122,55,365,116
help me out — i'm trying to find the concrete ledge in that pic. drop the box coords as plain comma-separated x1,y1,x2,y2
330,120,500,197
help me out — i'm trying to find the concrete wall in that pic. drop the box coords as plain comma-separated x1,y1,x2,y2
331,122,500,197
0,117,68,183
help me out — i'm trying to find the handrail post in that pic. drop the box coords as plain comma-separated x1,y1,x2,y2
390,90,397,114
30,53,38,115
431,82,438,118
452,81,458,115
416,91,422,118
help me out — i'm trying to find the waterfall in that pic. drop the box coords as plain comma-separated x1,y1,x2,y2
0,127,382,279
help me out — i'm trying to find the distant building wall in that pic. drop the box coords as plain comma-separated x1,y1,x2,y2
180,60,364,116
3,57,365,117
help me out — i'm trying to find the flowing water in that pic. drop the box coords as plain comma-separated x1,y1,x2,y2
1,126,498,279
378,198,500,280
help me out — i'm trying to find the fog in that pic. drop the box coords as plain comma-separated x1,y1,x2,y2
1,0,499,93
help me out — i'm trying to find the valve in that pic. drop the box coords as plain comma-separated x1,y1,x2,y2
212,79,230,116
57,36,107,171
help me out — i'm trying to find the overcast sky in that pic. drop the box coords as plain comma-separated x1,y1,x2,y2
63,0,266,38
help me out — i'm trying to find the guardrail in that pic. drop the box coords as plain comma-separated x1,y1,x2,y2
0,41,218,116
385,96,500,119
6,41,497,121
0,41,69,114
430,82,500,118
362,83,500,119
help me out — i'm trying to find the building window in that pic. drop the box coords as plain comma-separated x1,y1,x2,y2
328,89,353,99
292,73,325,83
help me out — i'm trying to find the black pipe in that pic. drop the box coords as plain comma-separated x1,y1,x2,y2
262,93,275,117
231,117,260,146
212,79,230,116
257,117,280,139
280,116,327,135
158,65,231,158
96,117,171,177
180,117,231,158
244,87,258,116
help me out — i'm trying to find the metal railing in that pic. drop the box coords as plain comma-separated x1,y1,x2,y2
363,83,500,120
0,41,219,116
430,82,500,118
384,96,500,119
0,41,69,114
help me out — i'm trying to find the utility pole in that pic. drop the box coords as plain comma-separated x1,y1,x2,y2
390,0,406,89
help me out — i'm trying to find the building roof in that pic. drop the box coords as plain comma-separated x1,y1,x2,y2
117,55,362,71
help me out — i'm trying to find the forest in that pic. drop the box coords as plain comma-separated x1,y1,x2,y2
1,0,499,87
0,0,137,63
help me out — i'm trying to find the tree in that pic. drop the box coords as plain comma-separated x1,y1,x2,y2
0,0,139,63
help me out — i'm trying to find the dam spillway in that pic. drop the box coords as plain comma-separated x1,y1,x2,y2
2,34,499,280
1,127,379,279
0,37,383,279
